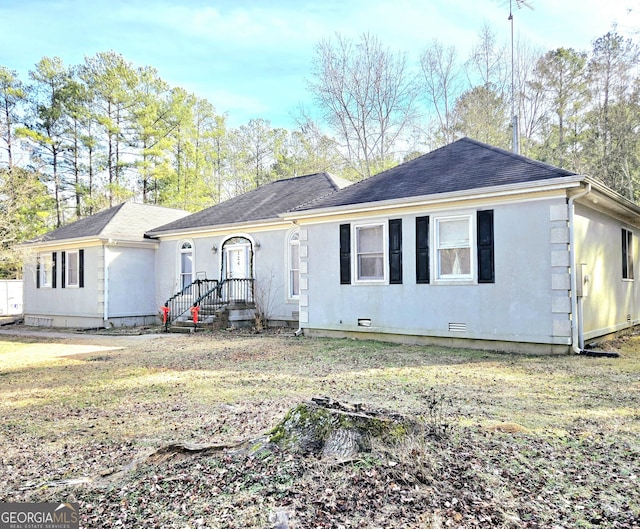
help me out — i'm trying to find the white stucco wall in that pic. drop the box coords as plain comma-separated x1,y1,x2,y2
574,202,640,339
23,243,160,328
23,245,103,327
105,245,157,319
155,225,300,323
300,196,571,350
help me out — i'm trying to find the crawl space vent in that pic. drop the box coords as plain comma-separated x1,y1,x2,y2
448,322,467,332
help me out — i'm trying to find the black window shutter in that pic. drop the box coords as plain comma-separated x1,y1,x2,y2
477,210,495,283
622,229,628,278
52,252,57,289
36,256,40,289
416,216,430,284
79,249,85,288
389,219,402,284
339,224,351,284
61,251,66,288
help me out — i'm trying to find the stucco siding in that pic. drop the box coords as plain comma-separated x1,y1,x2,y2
106,246,157,317
23,246,104,327
302,197,567,347
155,227,299,323
574,203,640,339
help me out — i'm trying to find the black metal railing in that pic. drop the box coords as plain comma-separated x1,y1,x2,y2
164,278,255,329
217,278,255,306
165,279,219,326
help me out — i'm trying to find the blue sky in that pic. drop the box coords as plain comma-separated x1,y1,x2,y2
0,0,638,129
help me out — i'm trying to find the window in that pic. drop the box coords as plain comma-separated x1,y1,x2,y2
623,228,634,280
355,223,385,281
180,241,193,290
288,231,300,298
435,216,472,280
66,251,79,287
38,253,54,288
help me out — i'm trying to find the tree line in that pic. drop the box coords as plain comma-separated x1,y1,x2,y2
1,26,639,278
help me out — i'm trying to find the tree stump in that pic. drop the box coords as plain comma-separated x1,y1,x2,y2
267,397,414,459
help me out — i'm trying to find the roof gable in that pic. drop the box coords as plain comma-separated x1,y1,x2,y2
26,203,189,244
148,172,347,235
295,138,578,211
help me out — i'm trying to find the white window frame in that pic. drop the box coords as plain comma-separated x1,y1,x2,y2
353,221,387,284
288,230,300,300
178,240,194,290
40,253,53,288
434,214,474,282
66,250,79,288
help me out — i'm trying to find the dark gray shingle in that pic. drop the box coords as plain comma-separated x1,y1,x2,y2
295,138,578,211
148,172,345,234
26,203,189,244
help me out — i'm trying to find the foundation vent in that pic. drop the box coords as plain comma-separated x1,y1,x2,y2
292,311,299,319
358,318,372,327
627,314,632,323
448,322,467,332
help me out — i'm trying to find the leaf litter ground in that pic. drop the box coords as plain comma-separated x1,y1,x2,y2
0,328,638,528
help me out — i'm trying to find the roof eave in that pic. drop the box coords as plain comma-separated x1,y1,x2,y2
281,175,586,220
19,235,158,249
145,217,292,239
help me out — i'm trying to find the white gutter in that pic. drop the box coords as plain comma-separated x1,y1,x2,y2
103,243,109,327
568,183,591,354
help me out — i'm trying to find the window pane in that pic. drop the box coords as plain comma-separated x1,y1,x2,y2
356,224,384,280
67,251,78,286
291,271,300,296
438,219,469,247
357,225,383,253
181,252,193,273
41,255,52,287
290,243,299,268
358,255,384,279
439,248,471,276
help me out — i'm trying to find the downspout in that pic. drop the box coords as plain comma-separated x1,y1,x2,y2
568,183,591,354
103,243,110,328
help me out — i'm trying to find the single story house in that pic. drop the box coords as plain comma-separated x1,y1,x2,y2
21,202,189,328
20,138,640,353
282,138,640,354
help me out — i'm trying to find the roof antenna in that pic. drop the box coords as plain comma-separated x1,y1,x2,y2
508,0,533,154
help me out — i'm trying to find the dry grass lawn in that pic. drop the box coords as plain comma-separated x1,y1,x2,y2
0,327,638,528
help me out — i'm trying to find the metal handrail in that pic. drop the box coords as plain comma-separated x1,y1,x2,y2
164,278,255,329
165,279,219,326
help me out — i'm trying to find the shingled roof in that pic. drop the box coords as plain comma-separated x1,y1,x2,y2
24,202,189,245
147,172,347,235
293,138,579,211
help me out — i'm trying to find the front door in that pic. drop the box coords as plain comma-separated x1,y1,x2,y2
225,244,250,279
223,241,251,303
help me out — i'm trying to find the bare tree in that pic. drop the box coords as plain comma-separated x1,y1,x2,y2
308,32,418,179
466,23,510,95
419,39,463,145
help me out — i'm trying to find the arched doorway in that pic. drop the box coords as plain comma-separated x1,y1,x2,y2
220,236,254,304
